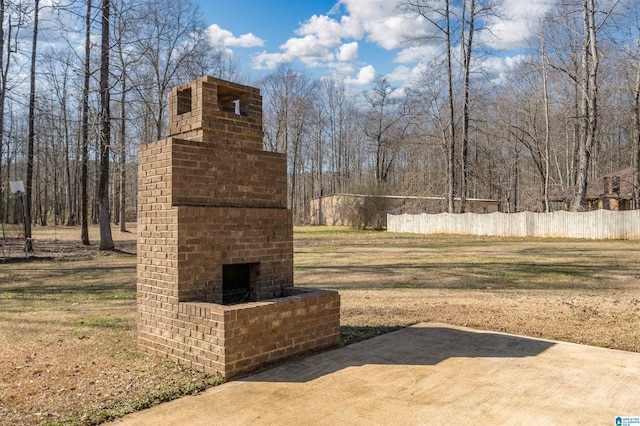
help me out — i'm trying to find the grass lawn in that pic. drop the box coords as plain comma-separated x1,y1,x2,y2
1,224,639,425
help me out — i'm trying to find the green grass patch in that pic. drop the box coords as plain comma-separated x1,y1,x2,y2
65,316,128,330
293,228,640,291
339,325,404,346
47,374,224,426
294,225,356,234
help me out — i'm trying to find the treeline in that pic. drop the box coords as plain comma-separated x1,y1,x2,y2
264,0,640,222
0,0,236,245
1,0,640,242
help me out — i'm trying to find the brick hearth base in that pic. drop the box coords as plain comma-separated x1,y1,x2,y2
138,288,340,379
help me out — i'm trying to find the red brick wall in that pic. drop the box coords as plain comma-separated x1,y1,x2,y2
138,289,340,379
167,76,263,151
175,205,293,303
137,76,339,379
170,139,287,209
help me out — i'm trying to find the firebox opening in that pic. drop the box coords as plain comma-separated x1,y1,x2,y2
222,263,258,304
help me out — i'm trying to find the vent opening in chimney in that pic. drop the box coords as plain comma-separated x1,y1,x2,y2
176,87,192,115
218,85,248,116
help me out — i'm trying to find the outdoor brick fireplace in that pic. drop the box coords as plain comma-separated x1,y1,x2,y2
137,76,340,379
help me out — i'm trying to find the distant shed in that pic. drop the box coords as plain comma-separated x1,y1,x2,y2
310,194,501,227
548,167,636,211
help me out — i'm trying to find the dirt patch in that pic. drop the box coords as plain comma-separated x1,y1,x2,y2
1,225,639,424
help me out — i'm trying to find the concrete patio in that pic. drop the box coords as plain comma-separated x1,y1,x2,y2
111,323,640,425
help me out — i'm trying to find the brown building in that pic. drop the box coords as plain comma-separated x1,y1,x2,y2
310,194,502,227
549,168,636,211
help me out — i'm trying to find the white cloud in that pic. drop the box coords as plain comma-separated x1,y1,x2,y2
337,42,359,61
230,33,264,48
386,65,413,83
345,64,376,85
364,14,417,50
297,14,362,45
254,14,359,70
250,0,546,84
250,0,437,72
478,54,531,84
339,0,430,50
281,34,333,60
394,44,442,64
335,0,397,24
505,54,529,69
252,0,416,70
385,62,435,87
253,51,293,70
206,24,264,48
329,61,356,75
484,0,551,49
481,56,506,75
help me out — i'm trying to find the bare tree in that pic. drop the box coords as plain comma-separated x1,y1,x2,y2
411,60,452,201
403,0,500,212
459,0,476,213
0,0,23,222
80,0,91,245
5,0,640,233
98,0,113,250
634,35,640,208
571,0,620,211
322,77,348,194
25,0,39,252
112,0,142,232
571,0,596,211
364,78,413,186
132,0,209,142
41,50,76,225
262,64,295,154
505,68,554,211
0,0,5,221
402,0,457,212
261,65,318,217
541,31,552,212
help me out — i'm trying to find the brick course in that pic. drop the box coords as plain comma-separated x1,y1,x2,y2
137,76,340,379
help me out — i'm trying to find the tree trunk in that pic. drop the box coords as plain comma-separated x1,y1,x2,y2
586,0,598,202
25,0,39,252
460,0,475,213
98,0,114,250
634,41,640,208
63,72,74,226
445,0,455,213
541,33,551,213
571,0,599,212
571,0,591,212
81,0,91,245
119,73,127,232
0,0,5,222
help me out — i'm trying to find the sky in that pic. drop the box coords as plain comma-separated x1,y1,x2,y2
194,0,552,88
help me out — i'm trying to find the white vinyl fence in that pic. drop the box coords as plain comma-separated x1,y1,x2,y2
387,210,640,240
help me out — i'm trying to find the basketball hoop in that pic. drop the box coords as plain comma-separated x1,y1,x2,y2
9,181,30,254
9,181,24,194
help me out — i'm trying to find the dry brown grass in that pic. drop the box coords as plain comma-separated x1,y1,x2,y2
294,227,640,351
1,224,639,425
0,225,220,426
